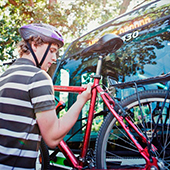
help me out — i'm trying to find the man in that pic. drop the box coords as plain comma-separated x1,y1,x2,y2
0,23,91,169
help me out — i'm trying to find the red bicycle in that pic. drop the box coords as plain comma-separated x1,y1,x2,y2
37,34,170,170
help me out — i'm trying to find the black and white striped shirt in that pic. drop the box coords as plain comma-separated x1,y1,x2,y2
0,58,56,169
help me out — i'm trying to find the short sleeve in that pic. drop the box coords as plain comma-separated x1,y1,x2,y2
29,70,56,113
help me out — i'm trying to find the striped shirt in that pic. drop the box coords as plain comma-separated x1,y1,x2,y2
0,58,55,169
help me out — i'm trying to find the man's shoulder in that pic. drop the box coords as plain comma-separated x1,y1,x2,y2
28,69,53,88
14,58,40,72
2,58,39,75
34,69,52,81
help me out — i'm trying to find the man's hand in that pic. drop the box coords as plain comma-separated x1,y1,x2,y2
77,83,92,103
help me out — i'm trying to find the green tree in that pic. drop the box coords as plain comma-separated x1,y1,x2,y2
0,0,142,63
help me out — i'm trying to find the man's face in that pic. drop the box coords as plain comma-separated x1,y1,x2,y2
35,43,59,71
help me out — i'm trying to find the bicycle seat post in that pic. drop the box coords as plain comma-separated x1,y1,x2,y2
93,55,103,79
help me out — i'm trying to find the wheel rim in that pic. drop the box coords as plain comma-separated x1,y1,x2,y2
101,97,170,169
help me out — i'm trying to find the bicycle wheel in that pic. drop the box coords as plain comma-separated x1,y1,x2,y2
95,89,170,169
35,139,50,170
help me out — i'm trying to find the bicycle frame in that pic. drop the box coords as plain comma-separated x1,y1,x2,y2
53,55,159,170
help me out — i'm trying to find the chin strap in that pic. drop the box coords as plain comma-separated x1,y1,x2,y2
26,41,51,68
39,43,51,66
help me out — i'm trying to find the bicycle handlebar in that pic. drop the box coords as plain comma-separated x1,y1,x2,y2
54,85,86,93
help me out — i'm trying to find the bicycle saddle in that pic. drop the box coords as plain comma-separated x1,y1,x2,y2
81,34,123,56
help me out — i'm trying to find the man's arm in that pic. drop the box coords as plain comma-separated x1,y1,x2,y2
36,84,91,148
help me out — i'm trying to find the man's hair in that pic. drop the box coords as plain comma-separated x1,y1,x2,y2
17,36,45,57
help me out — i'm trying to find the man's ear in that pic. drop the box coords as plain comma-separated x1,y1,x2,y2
31,42,37,52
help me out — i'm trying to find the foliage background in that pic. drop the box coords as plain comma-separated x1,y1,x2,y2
0,0,140,63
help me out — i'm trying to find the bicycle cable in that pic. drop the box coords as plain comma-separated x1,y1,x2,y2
134,82,153,161
150,85,170,143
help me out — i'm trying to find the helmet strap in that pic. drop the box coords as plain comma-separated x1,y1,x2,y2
39,43,51,67
26,41,51,68
26,41,40,68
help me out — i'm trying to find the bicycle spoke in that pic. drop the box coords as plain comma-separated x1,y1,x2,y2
110,132,137,150
160,141,170,157
162,119,170,159
110,126,136,149
108,140,139,153
95,90,170,169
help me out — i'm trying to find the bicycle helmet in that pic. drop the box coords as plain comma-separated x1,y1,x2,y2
19,23,64,48
18,23,64,68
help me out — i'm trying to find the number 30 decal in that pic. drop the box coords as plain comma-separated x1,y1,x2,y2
122,31,139,42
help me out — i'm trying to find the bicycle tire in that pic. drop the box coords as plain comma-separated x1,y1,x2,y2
95,89,170,169
35,139,50,170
